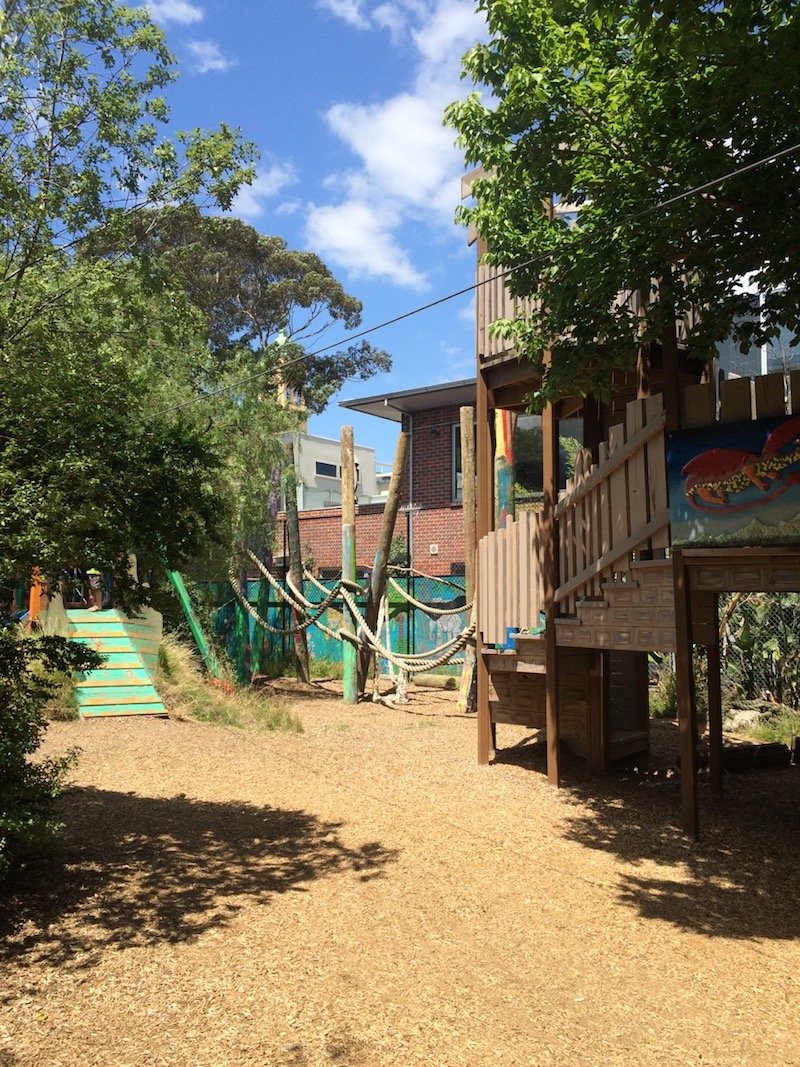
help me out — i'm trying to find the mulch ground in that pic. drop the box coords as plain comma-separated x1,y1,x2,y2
2,682,800,1067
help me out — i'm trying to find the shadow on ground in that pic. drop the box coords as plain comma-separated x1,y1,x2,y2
494,724,800,940
0,786,399,970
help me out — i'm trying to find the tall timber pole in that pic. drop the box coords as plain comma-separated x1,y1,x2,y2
283,439,310,683
358,430,409,694
458,406,477,712
341,425,358,704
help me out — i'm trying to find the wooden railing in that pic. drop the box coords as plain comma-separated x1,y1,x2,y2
477,261,534,363
478,509,547,646
477,369,800,643
555,393,668,611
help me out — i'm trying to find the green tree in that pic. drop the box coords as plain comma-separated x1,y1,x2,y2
446,1,800,406
0,630,101,880
0,0,255,343
113,206,392,414
0,258,234,595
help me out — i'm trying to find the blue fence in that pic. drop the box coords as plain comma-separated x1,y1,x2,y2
210,574,468,683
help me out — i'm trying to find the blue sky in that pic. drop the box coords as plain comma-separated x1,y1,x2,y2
144,0,487,462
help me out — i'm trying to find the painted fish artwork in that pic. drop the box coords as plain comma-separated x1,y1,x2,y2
668,415,800,547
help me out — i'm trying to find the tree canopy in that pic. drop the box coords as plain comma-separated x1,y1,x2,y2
446,0,800,406
0,0,255,345
0,0,253,591
112,206,392,414
0,1,391,600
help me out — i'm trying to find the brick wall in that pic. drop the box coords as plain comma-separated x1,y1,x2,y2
277,401,468,575
277,500,465,575
406,404,462,508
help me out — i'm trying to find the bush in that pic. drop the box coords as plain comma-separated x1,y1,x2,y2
0,627,101,881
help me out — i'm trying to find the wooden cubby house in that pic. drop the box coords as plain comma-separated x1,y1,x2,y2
469,191,800,838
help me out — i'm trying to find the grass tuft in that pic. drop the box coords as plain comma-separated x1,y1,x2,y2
747,707,800,746
157,634,303,733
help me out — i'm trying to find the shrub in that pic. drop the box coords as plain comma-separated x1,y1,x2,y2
0,627,101,881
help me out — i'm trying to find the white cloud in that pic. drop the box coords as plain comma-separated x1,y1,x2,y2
411,0,478,66
306,199,425,288
316,0,369,28
306,1,485,285
145,0,204,24
186,39,234,74
326,93,462,220
232,163,298,220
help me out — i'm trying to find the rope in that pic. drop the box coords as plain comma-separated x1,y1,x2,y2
228,567,343,641
231,554,474,673
338,585,475,673
387,577,472,617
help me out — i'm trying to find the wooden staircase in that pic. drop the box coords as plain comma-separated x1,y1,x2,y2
67,608,166,718
554,558,676,652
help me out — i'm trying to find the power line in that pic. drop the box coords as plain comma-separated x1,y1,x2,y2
143,138,800,420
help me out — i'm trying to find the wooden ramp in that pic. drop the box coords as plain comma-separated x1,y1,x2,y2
67,609,167,718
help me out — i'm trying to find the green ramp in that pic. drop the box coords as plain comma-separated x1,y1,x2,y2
67,608,167,718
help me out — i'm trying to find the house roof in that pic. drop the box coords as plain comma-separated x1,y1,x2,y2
339,378,477,423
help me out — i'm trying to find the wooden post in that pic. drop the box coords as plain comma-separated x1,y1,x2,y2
165,566,221,678
358,430,409,693
459,406,477,712
476,370,495,763
341,425,358,704
283,440,310,683
660,269,681,433
707,595,724,799
542,389,561,787
461,406,477,604
673,549,699,839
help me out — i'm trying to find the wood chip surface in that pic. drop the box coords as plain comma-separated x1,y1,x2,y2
2,683,799,1066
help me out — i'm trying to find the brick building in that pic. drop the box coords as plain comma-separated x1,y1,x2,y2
276,379,475,576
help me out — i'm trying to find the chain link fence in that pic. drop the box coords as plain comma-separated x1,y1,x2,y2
719,592,800,709
208,572,469,683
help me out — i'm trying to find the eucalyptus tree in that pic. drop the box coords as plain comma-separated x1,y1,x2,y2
116,206,392,414
446,0,800,406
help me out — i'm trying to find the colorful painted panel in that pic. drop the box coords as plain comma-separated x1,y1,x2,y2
668,415,800,547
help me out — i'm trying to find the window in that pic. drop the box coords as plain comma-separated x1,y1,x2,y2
315,460,338,479
452,423,462,502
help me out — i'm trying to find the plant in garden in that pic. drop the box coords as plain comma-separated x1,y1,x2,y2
721,593,800,707
0,628,102,880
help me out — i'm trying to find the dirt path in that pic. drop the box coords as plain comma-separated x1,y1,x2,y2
2,684,800,1067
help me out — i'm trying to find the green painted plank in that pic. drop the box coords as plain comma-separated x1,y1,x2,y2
70,637,159,654
75,668,153,686
78,703,167,718
75,686,163,705
70,625,156,640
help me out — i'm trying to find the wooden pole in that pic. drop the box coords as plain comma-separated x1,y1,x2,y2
461,406,477,604
494,409,517,528
476,370,495,763
673,549,700,839
458,406,477,712
358,430,409,693
707,595,724,799
541,388,561,787
341,425,358,704
283,440,310,683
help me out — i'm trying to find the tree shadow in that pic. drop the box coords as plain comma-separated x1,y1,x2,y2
498,725,800,940
0,786,399,971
